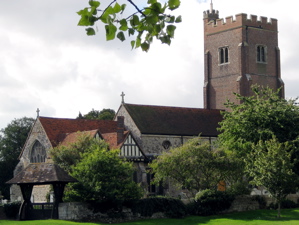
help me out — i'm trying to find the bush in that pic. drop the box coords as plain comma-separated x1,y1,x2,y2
3,201,21,219
252,195,267,209
188,189,235,216
227,181,251,195
133,197,187,218
268,199,298,209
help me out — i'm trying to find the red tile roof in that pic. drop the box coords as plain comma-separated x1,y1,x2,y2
60,130,100,147
123,104,223,137
39,117,118,147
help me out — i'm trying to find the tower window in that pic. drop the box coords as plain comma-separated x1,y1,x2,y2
219,47,229,64
30,141,46,163
257,45,267,63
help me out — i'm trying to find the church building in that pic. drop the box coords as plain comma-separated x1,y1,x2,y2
9,1,285,206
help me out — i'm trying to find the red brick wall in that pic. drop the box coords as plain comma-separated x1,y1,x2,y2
203,12,283,110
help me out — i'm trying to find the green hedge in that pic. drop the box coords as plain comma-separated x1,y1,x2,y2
3,202,21,219
133,197,187,218
188,190,235,216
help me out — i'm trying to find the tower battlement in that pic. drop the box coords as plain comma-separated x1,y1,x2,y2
204,13,278,34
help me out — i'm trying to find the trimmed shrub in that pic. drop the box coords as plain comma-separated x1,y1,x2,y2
188,189,235,216
133,197,187,218
252,195,267,209
3,201,21,219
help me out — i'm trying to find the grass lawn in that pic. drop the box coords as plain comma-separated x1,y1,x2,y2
0,208,299,225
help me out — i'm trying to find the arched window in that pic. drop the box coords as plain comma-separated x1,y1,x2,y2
257,45,267,63
219,46,229,64
30,141,46,163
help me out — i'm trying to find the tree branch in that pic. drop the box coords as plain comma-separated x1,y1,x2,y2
127,0,146,17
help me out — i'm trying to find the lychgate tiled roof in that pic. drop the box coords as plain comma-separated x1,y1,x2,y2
6,163,77,185
123,104,223,136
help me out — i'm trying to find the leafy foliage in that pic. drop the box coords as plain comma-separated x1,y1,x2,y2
218,86,299,218
3,201,21,218
150,138,233,196
245,138,299,217
77,108,115,120
188,189,235,216
50,134,107,173
218,86,299,157
77,0,182,51
0,117,34,199
51,134,143,205
133,197,187,218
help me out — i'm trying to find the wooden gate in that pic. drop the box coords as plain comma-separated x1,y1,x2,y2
28,203,53,220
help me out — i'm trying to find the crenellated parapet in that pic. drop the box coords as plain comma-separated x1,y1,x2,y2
203,9,219,22
204,13,278,34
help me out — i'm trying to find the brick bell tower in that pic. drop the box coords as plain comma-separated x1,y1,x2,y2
203,1,284,110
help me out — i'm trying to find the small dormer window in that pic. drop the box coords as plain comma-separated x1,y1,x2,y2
219,47,229,64
257,45,267,63
30,141,46,163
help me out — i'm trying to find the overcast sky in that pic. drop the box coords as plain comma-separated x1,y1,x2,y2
1,0,298,129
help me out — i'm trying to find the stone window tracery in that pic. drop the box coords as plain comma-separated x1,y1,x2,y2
162,140,171,150
30,141,46,163
257,45,267,63
219,46,229,64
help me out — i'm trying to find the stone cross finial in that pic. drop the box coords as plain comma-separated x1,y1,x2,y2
121,92,125,104
210,0,213,12
36,108,40,117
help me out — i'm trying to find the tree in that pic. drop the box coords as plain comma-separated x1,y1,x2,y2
0,117,35,199
218,86,299,157
245,138,299,218
150,138,231,197
77,108,115,120
218,86,299,217
77,0,182,52
50,134,143,205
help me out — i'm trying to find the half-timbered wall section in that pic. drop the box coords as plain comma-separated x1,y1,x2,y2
120,134,143,157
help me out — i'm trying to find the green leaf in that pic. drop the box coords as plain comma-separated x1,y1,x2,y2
128,28,135,36
130,15,140,27
141,42,150,52
106,6,115,15
166,16,175,23
159,35,171,45
135,37,141,48
131,40,135,49
121,4,126,12
89,1,100,8
168,0,181,10
105,24,117,41
166,25,176,38
86,27,96,36
117,31,125,42
119,19,128,31
175,15,182,23
114,2,122,13
148,0,157,4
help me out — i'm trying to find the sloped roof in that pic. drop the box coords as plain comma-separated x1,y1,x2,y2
6,163,77,184
59,130,100,147
39,117,118,147
101,130,130,149
123,104,223,136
